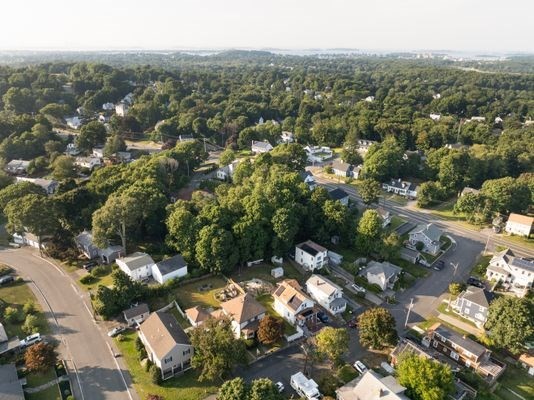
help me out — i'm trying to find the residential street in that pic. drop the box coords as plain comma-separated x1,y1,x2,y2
0,247,138,400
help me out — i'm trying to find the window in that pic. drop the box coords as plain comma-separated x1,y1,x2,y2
164,356,173,363
465,301,472,307
465,308,470,315
183,349,191,356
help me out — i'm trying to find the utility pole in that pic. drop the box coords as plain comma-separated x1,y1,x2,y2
483,233,490,255
446,262,459,312
404,298,414,329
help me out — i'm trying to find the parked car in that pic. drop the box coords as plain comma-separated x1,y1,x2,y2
107,326,126,337
351,283,366,293
275,382,285,393
467,277,484,288
0,275,15,285
20,333,42,348
353,360,368,374
433,260,445,271
317,312,329,324
82,261,97,270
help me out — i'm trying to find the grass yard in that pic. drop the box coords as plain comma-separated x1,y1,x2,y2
501,233,534,250
381,191,408,206
256,294,297,335
0,281,49,337
392,257,428,278
115,331,218,400
24,369,57,388
25,385,61,400
330,245,362,264
495,365,534,400
436,302,478,329
389,215,406,231
78,265,114,291
231,262,302,285
173,276,228,309
471,255,491,279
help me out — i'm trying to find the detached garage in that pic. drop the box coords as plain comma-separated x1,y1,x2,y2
152,255,188,284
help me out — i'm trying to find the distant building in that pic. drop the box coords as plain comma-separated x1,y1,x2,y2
331,160,353,178
251,140,273,154
115,102,129,117
16,177,58,195
5,159,30,175
364,96,375,102
74,156,102,170
429,113,441,121
356,139,377,154
65,116,82,129
304,146,333,163
382,179,418,198
328,188,350,206
505,213,533,237
466,116,486,123
460,187,480,197
298,171,317,190
280,131,294,143
102,102,115,111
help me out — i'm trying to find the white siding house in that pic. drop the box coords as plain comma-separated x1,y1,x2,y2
505,213,533,237
295,240,328,271
273,280,316,326
116,252,155,281
305,275,346,315
152,255,188,284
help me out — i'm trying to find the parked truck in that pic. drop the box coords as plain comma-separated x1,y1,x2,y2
290,372,321,400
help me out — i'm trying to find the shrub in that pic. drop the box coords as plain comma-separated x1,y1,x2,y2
4,306,21,323
22,314,40,334
91,266,109,277
0,264,13,277
25,342,56,373
23,301,37,315
415,242,424,251
79,275,97,285
149,365,162,385
116,334,125,342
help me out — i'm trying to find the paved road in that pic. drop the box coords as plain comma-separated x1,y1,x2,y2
0,248,137,400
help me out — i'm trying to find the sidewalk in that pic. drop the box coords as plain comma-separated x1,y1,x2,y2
24,375,69,394
437,313,483,336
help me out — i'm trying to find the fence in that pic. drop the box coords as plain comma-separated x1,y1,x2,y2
285,326,304,343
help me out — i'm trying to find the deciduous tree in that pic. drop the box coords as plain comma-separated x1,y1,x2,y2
25,342,56,373
357,307,398,349
257,316,283,345
397,354,454,400
359,179,381,205
315,327,349,365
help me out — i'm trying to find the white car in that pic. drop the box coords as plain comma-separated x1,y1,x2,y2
275,381,284,392
351,284,366,294
107,326,126,337
20,333,42,348
353,360,368,374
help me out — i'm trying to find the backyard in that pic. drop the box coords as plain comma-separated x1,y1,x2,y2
494,365,534,400
231,262,302,284
173,276,228,309
114,331,218,400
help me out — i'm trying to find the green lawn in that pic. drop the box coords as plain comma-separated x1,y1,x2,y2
115,331,218,400
336,364,359,383
25,385,61,400
0,281,49,337
24,369,56,388
78,265,114,291
389,216,406,231
495,365,534,400
231,262,302,285
436,302,478,329
471,255,491,279
381,191,408,205
330,245,362,264
392,257,428,278
173,276,228,309
256,294,297,335
501,234,534,250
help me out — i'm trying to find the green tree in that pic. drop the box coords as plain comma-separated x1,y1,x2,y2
4,307,21,323
104,134,127,157
22,314,40,335
219,148,236,167
416,181,443,208
76,121,107,152
485,296,534,354
380,232,402,262
481,177,530,215
355,209,383,255
189,316,246,381
166,204,199,262
249,378,282,400
257,316,283,345
357,307,398,349
217,377,248,400
358,179,381,205
150,365,162,385
0,181,46,210
52,155,76,180
315,327,349,366
448,282,464,296
397,354,454,400
269,143,307,171
195,225,239,273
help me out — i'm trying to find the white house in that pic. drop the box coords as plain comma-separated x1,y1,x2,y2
356,139,377,155
305,275,346,315
138,312,193,380
336,370,409,400
216,160,239,181
65,143,80,156
331,160,353,177
280,131,294,143
376,208,392,228
5,159,30,175
92,147,105,158
299,171,317,190
273,279,316,326
152,255,188,284
362,261,402,291
295,240,328,271
102,102,115,111
409,223,443,255
116,252,155,281
251,140,273,154
505,213,533,238
305,146,333,163
16,177,58,195
328,188,350,206
486,248,534,290
382,179,418,198
364,96,375,102
65,116,82,130
123,303,150,327
115,102,129,117
429,113,441,121
466,116,486,123
219,293,267,339
74,156,102,170
12,232,45,249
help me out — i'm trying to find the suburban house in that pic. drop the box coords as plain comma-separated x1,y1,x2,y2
328,188,350,206
251,140,273,153
423,324,505,382
361,261,402,291
486,248,534,290
115,102,129,117
138,312,193,380
0,364,25,400
115,151,132,162
304,146,333,163
352,165,363,179
336,370,409,400
299,171,317,190
382,179,418,198
0,322,20,357
390,338,433,365
184,306,212,327
331,160,353,177
12,232,50,249
98,114,109,123
409,223,443,255
219,293,266,339
505,213,533,237
356,139,377,155
461,187,480,197
123,303,150,326
116,252,155,281
92,147,105,158
376,207,392,228
152,255,188,284
16,177,58,195
430,113,441,121
5,159,30,175
273,279,316,326
280,131,294,143
451,286,494,327
74,156,102,170
295,240,328,271
400,247,421,264
466,116,486,123
305,275,346,315
75,230,124,264
102,102,114,110
65,143,81,156
66,116,82,129
519,353,534,376
216,160,239,181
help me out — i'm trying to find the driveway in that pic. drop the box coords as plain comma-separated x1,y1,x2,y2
0,247,137,400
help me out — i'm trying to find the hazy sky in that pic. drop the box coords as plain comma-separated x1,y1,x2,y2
1,0,532,52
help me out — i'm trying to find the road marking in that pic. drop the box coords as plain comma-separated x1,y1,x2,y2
33,254,65,276
70,283,79,295
71,359,86,400
107,343,134,400
82,302,95,321
28,279,60,328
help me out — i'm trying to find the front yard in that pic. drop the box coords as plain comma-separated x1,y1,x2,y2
114,331,218,400
173,276,228,309
256,294,297,336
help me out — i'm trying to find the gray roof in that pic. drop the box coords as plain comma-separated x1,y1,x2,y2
332,160,352,173
386,179,416,191
123,303,149,320
330,297,347,309
492,248,534,273
0,364,24,400
365,261,402,278
251,140,273,151
459,286,494,309
400,247,420,258
329,188,349,201
101,245,124,257
76,231,94,248
434,325,487,358
118,252,155,271
411,223,442,242
156,254,187,276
